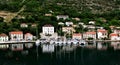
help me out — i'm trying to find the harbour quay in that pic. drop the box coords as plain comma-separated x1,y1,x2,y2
0,39,120,51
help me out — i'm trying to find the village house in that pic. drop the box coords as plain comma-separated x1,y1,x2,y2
56,15,69,20
97,29,108,39
96,26,104,29
65,22,73,26
83,31,96,40
72,17,80,21
86,25,95,29
24,33,33,41
89,21,95,25
0,33,9,42
58,22,64,25
113,29,120,36
62,27,75,34
20,23,28,28
72,33,82,40
109,33,119,40
42,24,54,34
9,31,23,41
45,13,52,16
40,24,58,39
31,23,37,27
78,22,84,25
109,26,116,32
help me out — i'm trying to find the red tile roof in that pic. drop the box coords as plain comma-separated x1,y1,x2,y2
97,29,107,33
9,31,23,34
110,33,118,36
85,32,96,34
25,33,33,36
0,33,8,37
43,24,53,27
73,33,81,36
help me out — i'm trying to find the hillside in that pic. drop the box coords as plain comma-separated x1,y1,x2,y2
0,0,120,22
0,0,120,14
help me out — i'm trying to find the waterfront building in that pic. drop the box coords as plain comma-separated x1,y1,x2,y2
109,33,118,40
9,31,23,41
42,24,54,34
40,24,58,40
56,15,69,20
97,29,108,39
72,33,82,40
24,33,33,41
0,33,8,42
83,31,96,39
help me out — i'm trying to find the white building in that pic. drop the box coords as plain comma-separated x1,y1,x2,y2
56,15,69,20
65,22,73,26
42,24,54,34
20,23,28,28
97,29,108,39
24,33,33,41
0,33,8,42
89,21,95,25
83,31,96,39
40,24,58,40
9,31,23,41
72,33,82,40
58,22,64,25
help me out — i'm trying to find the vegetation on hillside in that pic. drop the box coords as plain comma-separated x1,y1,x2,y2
0,0,120,36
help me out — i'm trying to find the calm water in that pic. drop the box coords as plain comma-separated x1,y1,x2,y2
0,43,120,65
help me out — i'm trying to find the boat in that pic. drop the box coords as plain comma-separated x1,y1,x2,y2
79,40,86,46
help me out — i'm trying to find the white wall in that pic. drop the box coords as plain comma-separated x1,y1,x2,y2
43,27,54,34
0,36,8,42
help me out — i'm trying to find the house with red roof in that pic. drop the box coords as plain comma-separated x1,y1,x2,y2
97,29,108,39
72,33,82,40
9,31,23,41
83,31,96,39
0,33,8,42
109,33,118,40
24,33,33,41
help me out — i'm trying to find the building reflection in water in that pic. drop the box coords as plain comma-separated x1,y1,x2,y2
97,42,107,50
111,42,120,50
42,44,55,53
